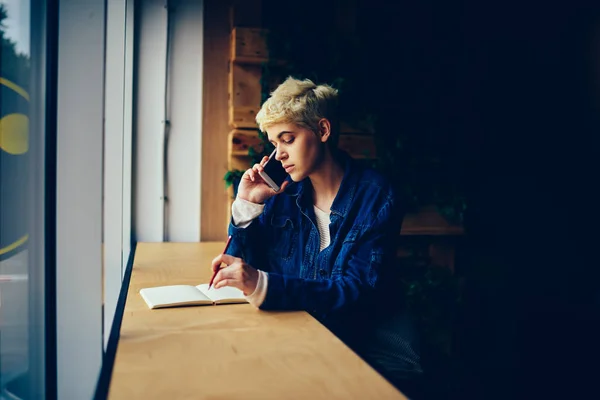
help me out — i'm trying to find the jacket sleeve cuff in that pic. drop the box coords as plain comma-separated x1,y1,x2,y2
232,198,264,228
259,272,290,311
245,270,268,308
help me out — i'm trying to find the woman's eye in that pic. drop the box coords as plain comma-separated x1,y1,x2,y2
282,137,294,144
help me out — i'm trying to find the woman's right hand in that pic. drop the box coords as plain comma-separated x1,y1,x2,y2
236,156,289,204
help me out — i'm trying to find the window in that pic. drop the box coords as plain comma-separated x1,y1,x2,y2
1,0,47,398
1,1,135,398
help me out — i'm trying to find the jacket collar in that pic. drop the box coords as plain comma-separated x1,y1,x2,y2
329,151,358,218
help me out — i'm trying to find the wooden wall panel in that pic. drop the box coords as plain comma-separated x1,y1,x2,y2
229,0,262,28
228,63,262,128
201,0,232,241
201,0,262,241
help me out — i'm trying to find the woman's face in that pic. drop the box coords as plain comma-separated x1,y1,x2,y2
265,122,324,182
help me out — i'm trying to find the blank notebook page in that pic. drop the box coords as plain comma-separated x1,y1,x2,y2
197,284,246,303
141,285,211,307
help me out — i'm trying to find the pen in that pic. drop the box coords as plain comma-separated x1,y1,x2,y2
208,235,233,290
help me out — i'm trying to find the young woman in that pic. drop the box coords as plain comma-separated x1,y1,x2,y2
210,77,420,385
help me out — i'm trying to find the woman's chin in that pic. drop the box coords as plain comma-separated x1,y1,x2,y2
288,171,303,182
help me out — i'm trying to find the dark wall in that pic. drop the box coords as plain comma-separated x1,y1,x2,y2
264,1,600,398
376,2,600,399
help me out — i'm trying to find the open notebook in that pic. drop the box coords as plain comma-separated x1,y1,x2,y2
139,284,248,309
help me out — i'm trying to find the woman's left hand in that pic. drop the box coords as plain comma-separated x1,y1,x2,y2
210,254,259,295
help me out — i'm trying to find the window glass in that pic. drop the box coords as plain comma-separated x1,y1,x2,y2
0,0,37,398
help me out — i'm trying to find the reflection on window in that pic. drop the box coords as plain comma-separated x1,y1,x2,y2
1,0,32,398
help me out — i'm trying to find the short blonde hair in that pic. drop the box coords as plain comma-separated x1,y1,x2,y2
255,77,339,139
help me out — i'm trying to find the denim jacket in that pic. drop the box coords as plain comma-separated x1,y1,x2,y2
227,152,402,343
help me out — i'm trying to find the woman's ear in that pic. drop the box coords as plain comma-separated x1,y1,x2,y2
318,118,332,143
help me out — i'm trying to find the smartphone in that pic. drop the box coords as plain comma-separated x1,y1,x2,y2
258,149,288,192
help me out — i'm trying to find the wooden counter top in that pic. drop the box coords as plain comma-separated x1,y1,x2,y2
108,242,406,400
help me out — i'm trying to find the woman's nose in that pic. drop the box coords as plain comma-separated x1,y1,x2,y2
275,148,286,161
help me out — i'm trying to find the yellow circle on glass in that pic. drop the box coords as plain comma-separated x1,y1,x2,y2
0,113,29,154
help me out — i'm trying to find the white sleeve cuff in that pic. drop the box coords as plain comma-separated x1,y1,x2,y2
232,198,265,228
245,270,268,308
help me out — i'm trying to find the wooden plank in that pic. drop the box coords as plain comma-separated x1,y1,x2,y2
229,0,262,29
230,27,269,64
402,225,465,236
337,134,376,159
201,0,232,241
229,154,252,172
227,65,287,129
340,120,375,134
340,121,365,134
229,129,264,156
228,63,262,128
401,206,464,236
230,105,259,129
108,243,407,400
428,241,457,273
